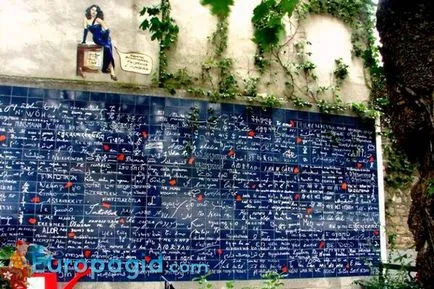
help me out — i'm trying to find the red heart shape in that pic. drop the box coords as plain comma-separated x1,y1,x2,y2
216,249,223,255
117,153,125,161
289,120,296,127
281,265,288,273
68,231,76,238
319,241,326,249
306,207,313,214
103,144,110,151
141,131,149,138
227,149,235,157
0,135,6,142
169,178,177,186
248,130,255,138
84,250,92,258
196,195,204,202
293,193,300,200
374,229,380,236
31,196,41,203
293,166,300,174
64,181,73,188
235,194,242,202
145,256,151,263
28,218,37,225
119,218,125,224
341,182,348,190
296,136,303,144
102,201,111,209
187,157,195,165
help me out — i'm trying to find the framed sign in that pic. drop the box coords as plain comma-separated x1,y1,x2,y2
76,44,103,78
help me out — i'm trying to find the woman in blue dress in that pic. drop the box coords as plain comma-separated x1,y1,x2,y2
82,5,117,81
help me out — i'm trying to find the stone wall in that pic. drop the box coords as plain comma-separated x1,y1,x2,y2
385,184,416,249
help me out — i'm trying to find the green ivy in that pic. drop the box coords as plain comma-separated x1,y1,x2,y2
200,0,239,102
383,142,416,190
426,178,434,198
193,272,214,289
211,20,229,58
290,95,313,108
262,94,282,108
252,0,299,72
261,271,285,289
201,0,234,19
252,0,299,52
243,77,259,98
351,102,380,119
333,58,349,83
316,97,346,114
139,0,179,87
298,0,387,110
0,245,13,261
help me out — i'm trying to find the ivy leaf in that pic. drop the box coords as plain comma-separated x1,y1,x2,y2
0,246,14,260
253,24,285,51
201,0,234,18
150,17,162,34
147,7,160,16
252,0,286,51
139,7,147,16
428,179,434,197
281,0,299,16
139,19,149,30
252,1,272,25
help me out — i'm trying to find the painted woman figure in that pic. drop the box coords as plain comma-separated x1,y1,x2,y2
82,4,117,81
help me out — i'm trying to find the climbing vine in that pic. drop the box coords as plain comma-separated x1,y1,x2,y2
197,0,239,102
139,0,179,88
298,0,388,115
138,0,389,120
251,0,299,72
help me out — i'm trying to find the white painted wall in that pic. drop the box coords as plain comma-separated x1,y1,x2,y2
0,0,369,104
0,0,159,84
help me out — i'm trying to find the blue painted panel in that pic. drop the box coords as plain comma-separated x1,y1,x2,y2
0,86,380,282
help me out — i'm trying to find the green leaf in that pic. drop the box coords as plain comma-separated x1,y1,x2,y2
147,7,160,16
0,246,14,260
281,0,299,16
139,19,150,30
253,24,285,51
201,0,234,18
252,1,271,24
139,7,147,16
428,179,434,197
150,17,161,28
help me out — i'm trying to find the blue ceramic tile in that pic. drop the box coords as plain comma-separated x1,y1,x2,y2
28,87,45,98
0,85,11,96
11,86,28,97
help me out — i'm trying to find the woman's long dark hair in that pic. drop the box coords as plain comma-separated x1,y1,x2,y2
85,5,104,20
